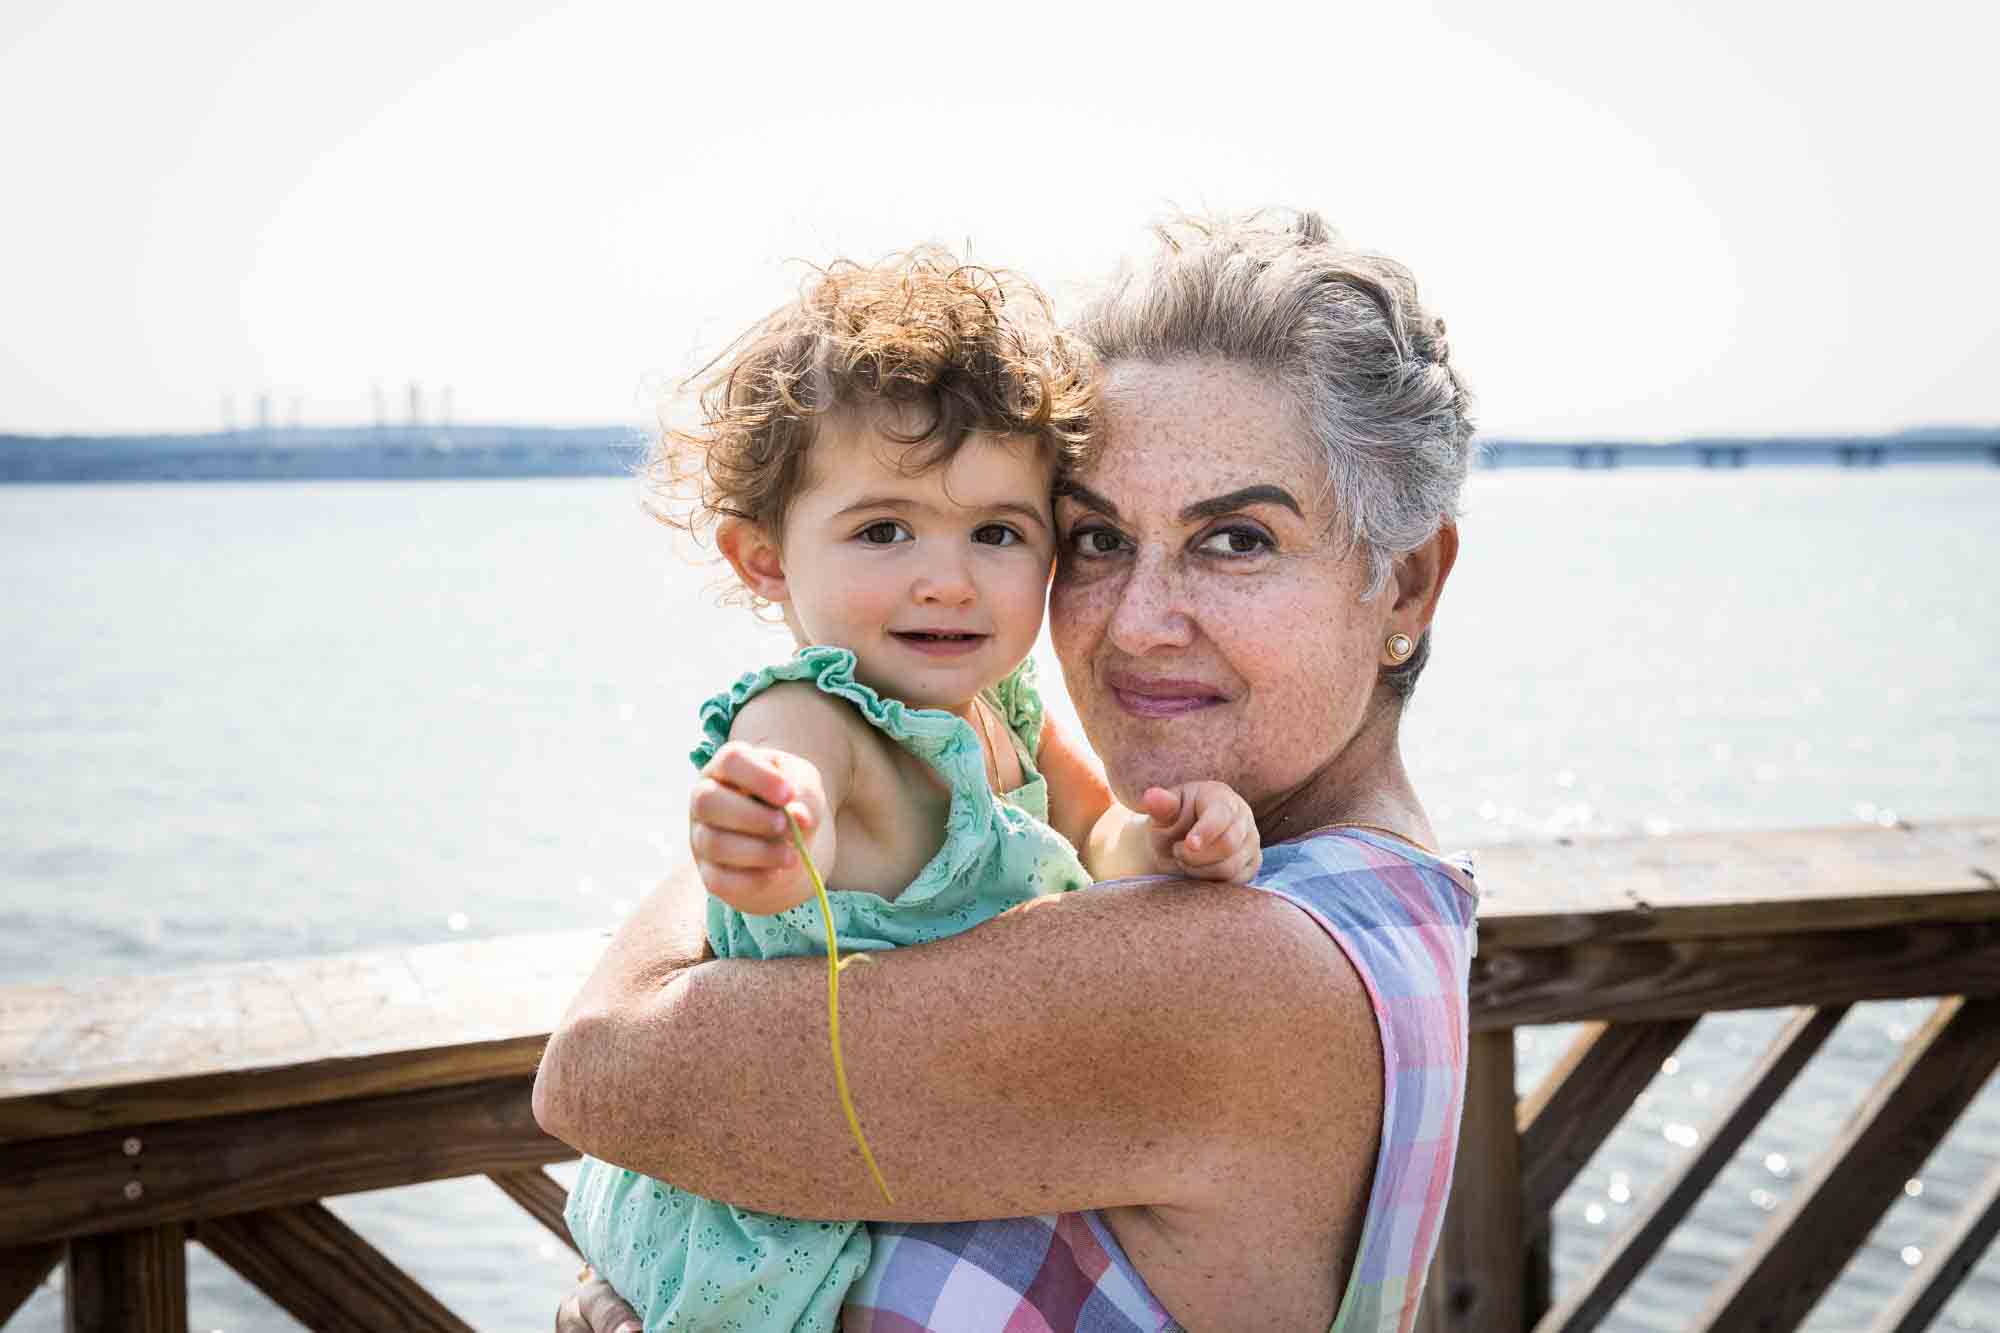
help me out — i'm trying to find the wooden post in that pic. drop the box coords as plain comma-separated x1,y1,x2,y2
1427,1028,1527,1331
63,1225,185,1333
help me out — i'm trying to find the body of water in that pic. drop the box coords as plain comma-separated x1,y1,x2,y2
3,469,1996,1330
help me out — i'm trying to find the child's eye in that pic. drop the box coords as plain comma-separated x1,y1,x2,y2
972,523,1022,547
1195,525,1273,557
858,521,911,545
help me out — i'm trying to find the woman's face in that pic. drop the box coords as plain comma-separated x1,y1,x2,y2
1049,359,1399,816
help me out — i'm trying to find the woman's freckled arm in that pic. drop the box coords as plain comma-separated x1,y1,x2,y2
538,873,1375,1225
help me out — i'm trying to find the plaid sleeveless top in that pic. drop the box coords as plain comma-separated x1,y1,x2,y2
841,828,1479,1332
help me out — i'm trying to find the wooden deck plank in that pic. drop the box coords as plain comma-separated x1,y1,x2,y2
0,1242,61,1324
1534,1005,1848,1333
0,928,609,1144
196,1202,474,1333
1472,818,2000,949
1517,1019,1699,1239
1472,915,2000,1031
488,1169,580,1255
1696,994,2000,1331
62,1225,185,1333
1867,1154,2000,1333
0,1077,570,1249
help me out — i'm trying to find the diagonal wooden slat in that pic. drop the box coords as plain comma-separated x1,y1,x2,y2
488,1168,580,1255
1518,1018,1699,1238
1533,1005,1849,1333
1697,994,2000,1332
196,1201,472,1333
1868,1154,2000,1333
0,1241,61,1324
63,1225,186,1333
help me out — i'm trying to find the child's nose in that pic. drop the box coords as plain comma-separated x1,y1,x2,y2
913,556,976,606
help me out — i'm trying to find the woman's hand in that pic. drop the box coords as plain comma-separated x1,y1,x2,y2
554,1269,639,1333
688,740,832,916
1139,782,1263,883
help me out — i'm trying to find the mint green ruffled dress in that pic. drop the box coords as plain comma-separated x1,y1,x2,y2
564,646,1092,1332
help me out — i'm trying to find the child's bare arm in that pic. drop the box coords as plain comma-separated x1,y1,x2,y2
1084,782,1263,884
1036,711,1115,851
689,685,856,916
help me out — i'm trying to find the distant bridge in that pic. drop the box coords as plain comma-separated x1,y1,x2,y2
1480,434,1998,469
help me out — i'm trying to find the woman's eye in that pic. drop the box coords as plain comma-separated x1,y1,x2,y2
972,524,1021,547
1067,527,1127,556
859,521,910,545
1196,526,1272,557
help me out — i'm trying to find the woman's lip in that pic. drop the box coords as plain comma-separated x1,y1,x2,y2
1106,675,1226,717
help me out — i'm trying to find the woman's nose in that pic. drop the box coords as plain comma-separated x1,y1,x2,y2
1105,552,1194,654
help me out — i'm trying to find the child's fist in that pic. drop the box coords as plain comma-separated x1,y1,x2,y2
688,741,825,915
1140,782,1263,883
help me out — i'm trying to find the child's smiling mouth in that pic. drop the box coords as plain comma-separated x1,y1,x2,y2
890,629,990,657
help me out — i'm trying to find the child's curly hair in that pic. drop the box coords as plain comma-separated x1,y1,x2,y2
645,248,1094,557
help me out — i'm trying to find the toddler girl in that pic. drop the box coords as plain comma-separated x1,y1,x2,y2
563,251,1260,1331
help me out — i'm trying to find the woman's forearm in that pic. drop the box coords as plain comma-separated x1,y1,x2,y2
535,872,1366,1225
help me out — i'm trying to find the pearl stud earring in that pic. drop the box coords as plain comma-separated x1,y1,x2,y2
1385,632,1415,664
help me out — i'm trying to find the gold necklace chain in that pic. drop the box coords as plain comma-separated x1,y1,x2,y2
971,697,1005,792
1291,821,1440,856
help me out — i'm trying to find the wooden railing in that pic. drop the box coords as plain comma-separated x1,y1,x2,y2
1421,817,2000,1332
3,819,1996,1331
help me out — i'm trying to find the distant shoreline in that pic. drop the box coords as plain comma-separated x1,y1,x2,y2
0,425,644,483
1,424,1994,482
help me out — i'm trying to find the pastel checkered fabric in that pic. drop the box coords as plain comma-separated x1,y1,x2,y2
842,828,1479,1333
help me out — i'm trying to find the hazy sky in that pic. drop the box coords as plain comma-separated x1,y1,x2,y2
2,0,1993,439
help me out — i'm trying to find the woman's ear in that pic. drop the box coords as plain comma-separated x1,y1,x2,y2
1390,520,1460,633
716,516,789,605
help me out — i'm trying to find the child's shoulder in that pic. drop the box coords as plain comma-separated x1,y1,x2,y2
725,678,870,754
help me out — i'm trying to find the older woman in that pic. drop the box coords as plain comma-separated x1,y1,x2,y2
534,210,1478,1332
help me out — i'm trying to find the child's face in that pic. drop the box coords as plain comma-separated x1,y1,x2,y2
774,408,1056,713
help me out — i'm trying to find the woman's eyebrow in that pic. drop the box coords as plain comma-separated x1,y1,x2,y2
1180,485,1303,522
1056,482,1304,523
1054,481,1121,519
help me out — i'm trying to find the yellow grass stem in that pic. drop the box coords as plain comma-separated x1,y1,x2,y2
786,809,895,1205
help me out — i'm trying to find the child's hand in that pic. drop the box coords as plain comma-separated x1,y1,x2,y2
688,740,829,916
1139,782,1263,883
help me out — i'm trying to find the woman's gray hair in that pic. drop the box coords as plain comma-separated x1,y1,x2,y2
1072,208,1476,697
